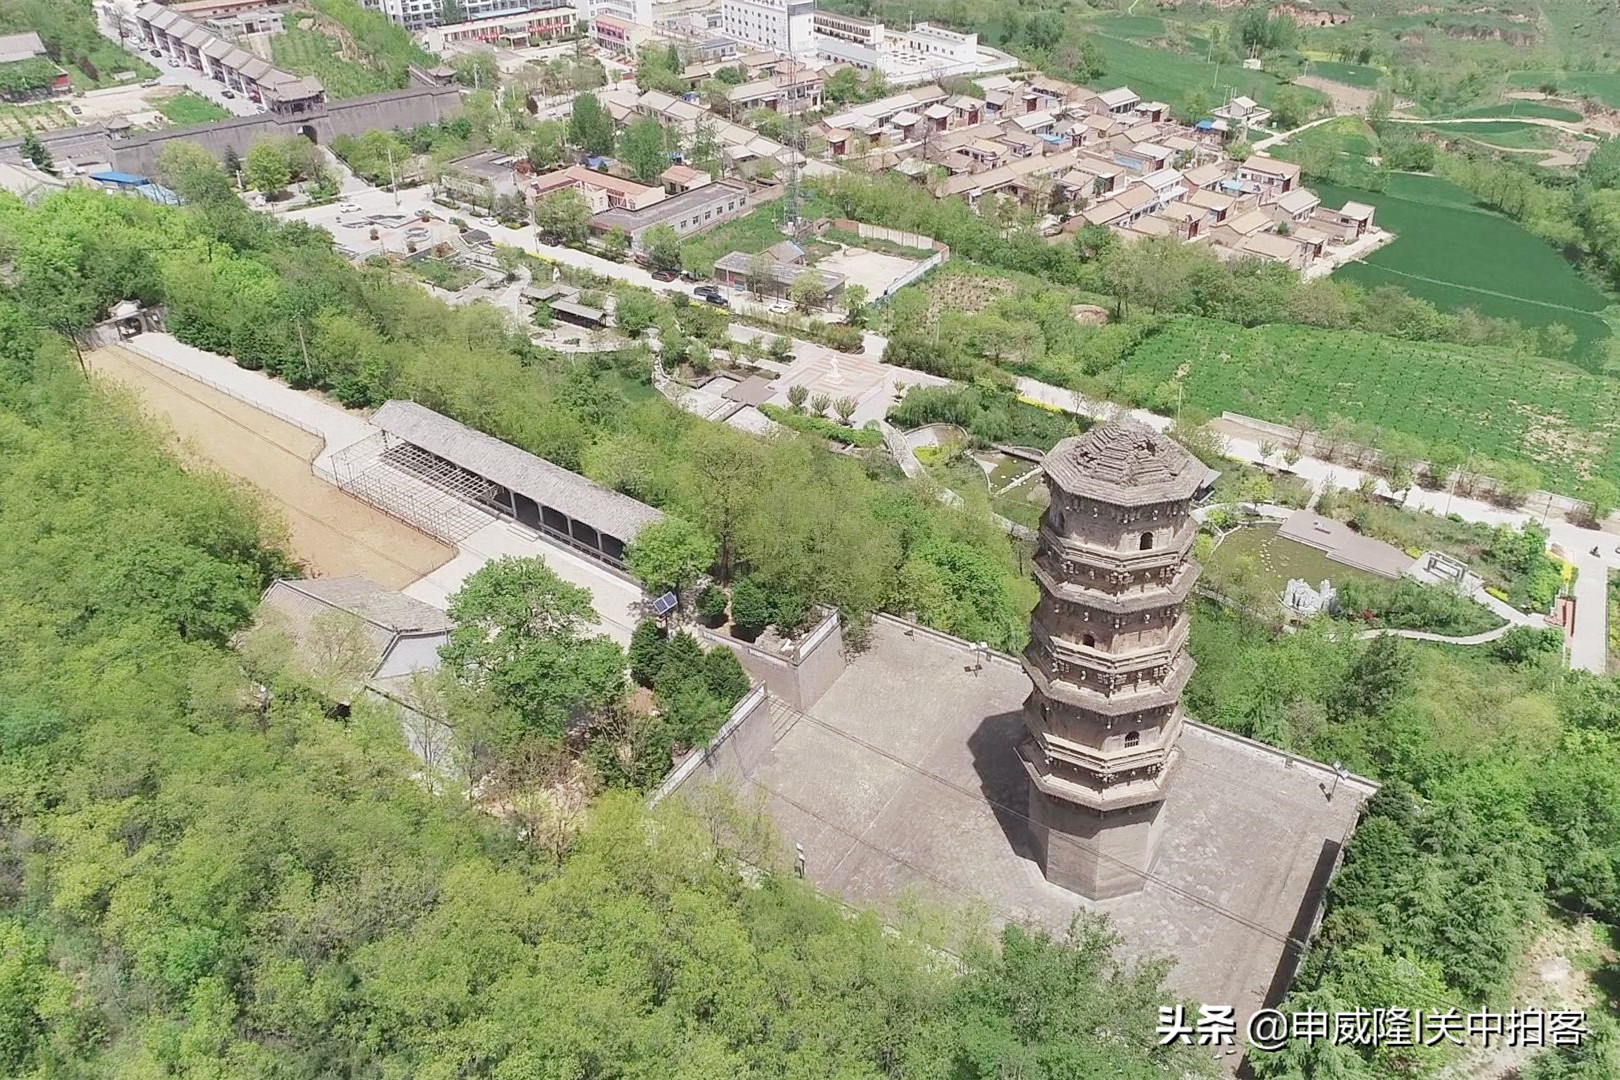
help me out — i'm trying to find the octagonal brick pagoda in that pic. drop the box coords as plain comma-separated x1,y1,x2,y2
1018,421,1206,899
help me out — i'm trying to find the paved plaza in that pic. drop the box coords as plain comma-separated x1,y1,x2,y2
741,619,1374,1028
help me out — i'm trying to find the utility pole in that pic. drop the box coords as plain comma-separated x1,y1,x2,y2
385,143,399,207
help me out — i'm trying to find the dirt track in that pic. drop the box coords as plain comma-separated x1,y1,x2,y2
88,345,452,588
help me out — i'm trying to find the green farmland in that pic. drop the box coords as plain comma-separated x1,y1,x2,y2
1315,175,1614,359
1506,71,1620,108
1124,316,1620,491
1085,34,1323,115
1420,120,1565,150
1449,101,1584,122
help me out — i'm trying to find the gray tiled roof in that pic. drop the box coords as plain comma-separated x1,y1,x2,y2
1044,421,1204,505
372,400,664,541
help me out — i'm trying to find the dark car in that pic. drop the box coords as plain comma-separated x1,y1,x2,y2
651,268,677,282
701,292,729,308
692,283,719,298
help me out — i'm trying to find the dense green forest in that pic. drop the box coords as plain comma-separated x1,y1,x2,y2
0,215,1214,1075
1186,601,1620,1077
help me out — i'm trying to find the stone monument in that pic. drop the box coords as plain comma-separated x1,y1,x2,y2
1018,421,1205,899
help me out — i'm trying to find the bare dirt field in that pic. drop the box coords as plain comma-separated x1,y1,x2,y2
89,345,452,588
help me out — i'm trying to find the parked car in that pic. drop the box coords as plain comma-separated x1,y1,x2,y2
68,105,81,115
221,89,235,99
701,293,729,308
149,49,161,58
692,284,720,299
338,202,361,213
651,268,677,282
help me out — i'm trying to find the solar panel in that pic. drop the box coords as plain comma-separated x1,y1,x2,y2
652,591,678,616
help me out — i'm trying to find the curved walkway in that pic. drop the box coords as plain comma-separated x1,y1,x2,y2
1354,623,1520,646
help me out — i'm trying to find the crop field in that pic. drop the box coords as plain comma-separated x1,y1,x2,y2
1421,120,1564,150
0,102,73,136
1315,176,1614,359
1450,101,1584,122
1506,71,1620,108
1304,60,1385,88
1082,15,1167,39
1124,316,1620,490
157,91,228,126
271,27,398,99
1085,35,1323,114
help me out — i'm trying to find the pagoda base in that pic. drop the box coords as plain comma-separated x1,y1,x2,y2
1027,786,1168,900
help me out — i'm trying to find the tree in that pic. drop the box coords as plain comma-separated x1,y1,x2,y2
602,227,630,261
628,617,667,686
729,576,773,638
533,187,591,244
824,67,861,105
568,93,615,157
528,120,566,170
744,251,773,298
440,0,466,23
18,129,52,173
1269,86,1313,130
788,272,828,311
841,283,869,326
441,556,627,742
643,223,682,273
453,49,497,89
626,516,718,595
786,384,808,412
1336,633,1414,719
619,116,671,182
1578,477,1619,525
156,141,232,203
245,139,291,197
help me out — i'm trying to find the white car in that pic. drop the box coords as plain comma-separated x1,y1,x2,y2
480,216,499,227
338,202,361,213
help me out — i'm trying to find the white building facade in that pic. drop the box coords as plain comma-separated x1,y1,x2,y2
720,0,814,55
359,0,571,32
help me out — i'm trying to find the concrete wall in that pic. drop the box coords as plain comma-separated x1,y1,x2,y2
695,609,847,711
0,85,463,173
651,685,773,804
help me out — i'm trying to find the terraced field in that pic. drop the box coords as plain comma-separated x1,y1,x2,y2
270,26,400,99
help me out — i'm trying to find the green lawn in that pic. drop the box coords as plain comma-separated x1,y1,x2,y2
270,26,400,100
1122,315,1620,491
1208,523,1381,593
1506,71,1620,108
1315,175,1614,359
157,91,228,126
1303,60,1385,89
1085,34,1324,115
